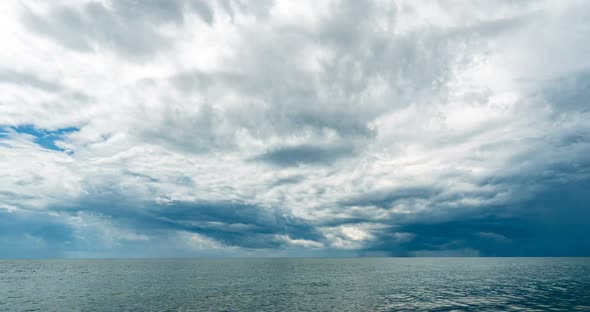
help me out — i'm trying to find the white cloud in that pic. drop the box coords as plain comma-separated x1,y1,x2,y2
1,0,589,256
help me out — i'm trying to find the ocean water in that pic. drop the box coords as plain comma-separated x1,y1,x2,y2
1,258,589,311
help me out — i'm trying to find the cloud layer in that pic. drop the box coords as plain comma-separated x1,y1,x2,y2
1,0,589,257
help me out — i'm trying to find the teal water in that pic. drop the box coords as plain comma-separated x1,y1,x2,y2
1,258,589,311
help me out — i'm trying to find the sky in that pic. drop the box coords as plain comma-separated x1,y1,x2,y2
0,0,589,258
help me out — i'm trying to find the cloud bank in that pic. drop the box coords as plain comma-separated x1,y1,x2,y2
1,0,589,257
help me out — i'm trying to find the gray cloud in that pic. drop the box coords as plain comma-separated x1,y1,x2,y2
0,69,63,92
0,210,75,258
1,1,590,257
543,70,590,114
254,144,355,167
20,1,178,58
341,187,439,209
189,0,214,24
367,177,590,257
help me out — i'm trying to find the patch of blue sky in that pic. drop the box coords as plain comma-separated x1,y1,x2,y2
7,124,79,151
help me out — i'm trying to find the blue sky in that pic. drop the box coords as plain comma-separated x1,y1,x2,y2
0,0,589,258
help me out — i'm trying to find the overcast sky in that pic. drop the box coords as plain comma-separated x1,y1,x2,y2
1,0,589,258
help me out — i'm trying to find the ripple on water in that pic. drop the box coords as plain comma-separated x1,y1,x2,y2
0,258,589,311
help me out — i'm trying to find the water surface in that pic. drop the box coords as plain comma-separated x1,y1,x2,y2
1,258,589,311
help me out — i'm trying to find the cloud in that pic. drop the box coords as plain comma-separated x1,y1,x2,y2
5,125,79,151
20,1,180,58
0,210,74,258
253,144,355,166
0,0,589,257
341,187,439,209
0,69,63,92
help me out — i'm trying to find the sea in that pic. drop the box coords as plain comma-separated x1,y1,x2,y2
1,258,589,311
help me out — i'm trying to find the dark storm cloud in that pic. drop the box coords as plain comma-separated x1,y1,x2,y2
150,201,323,248
367,215,531,257
0,210,75,258
359,176,590,257
50,185,323,250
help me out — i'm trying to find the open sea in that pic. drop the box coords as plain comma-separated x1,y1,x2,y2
1,258,589,311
